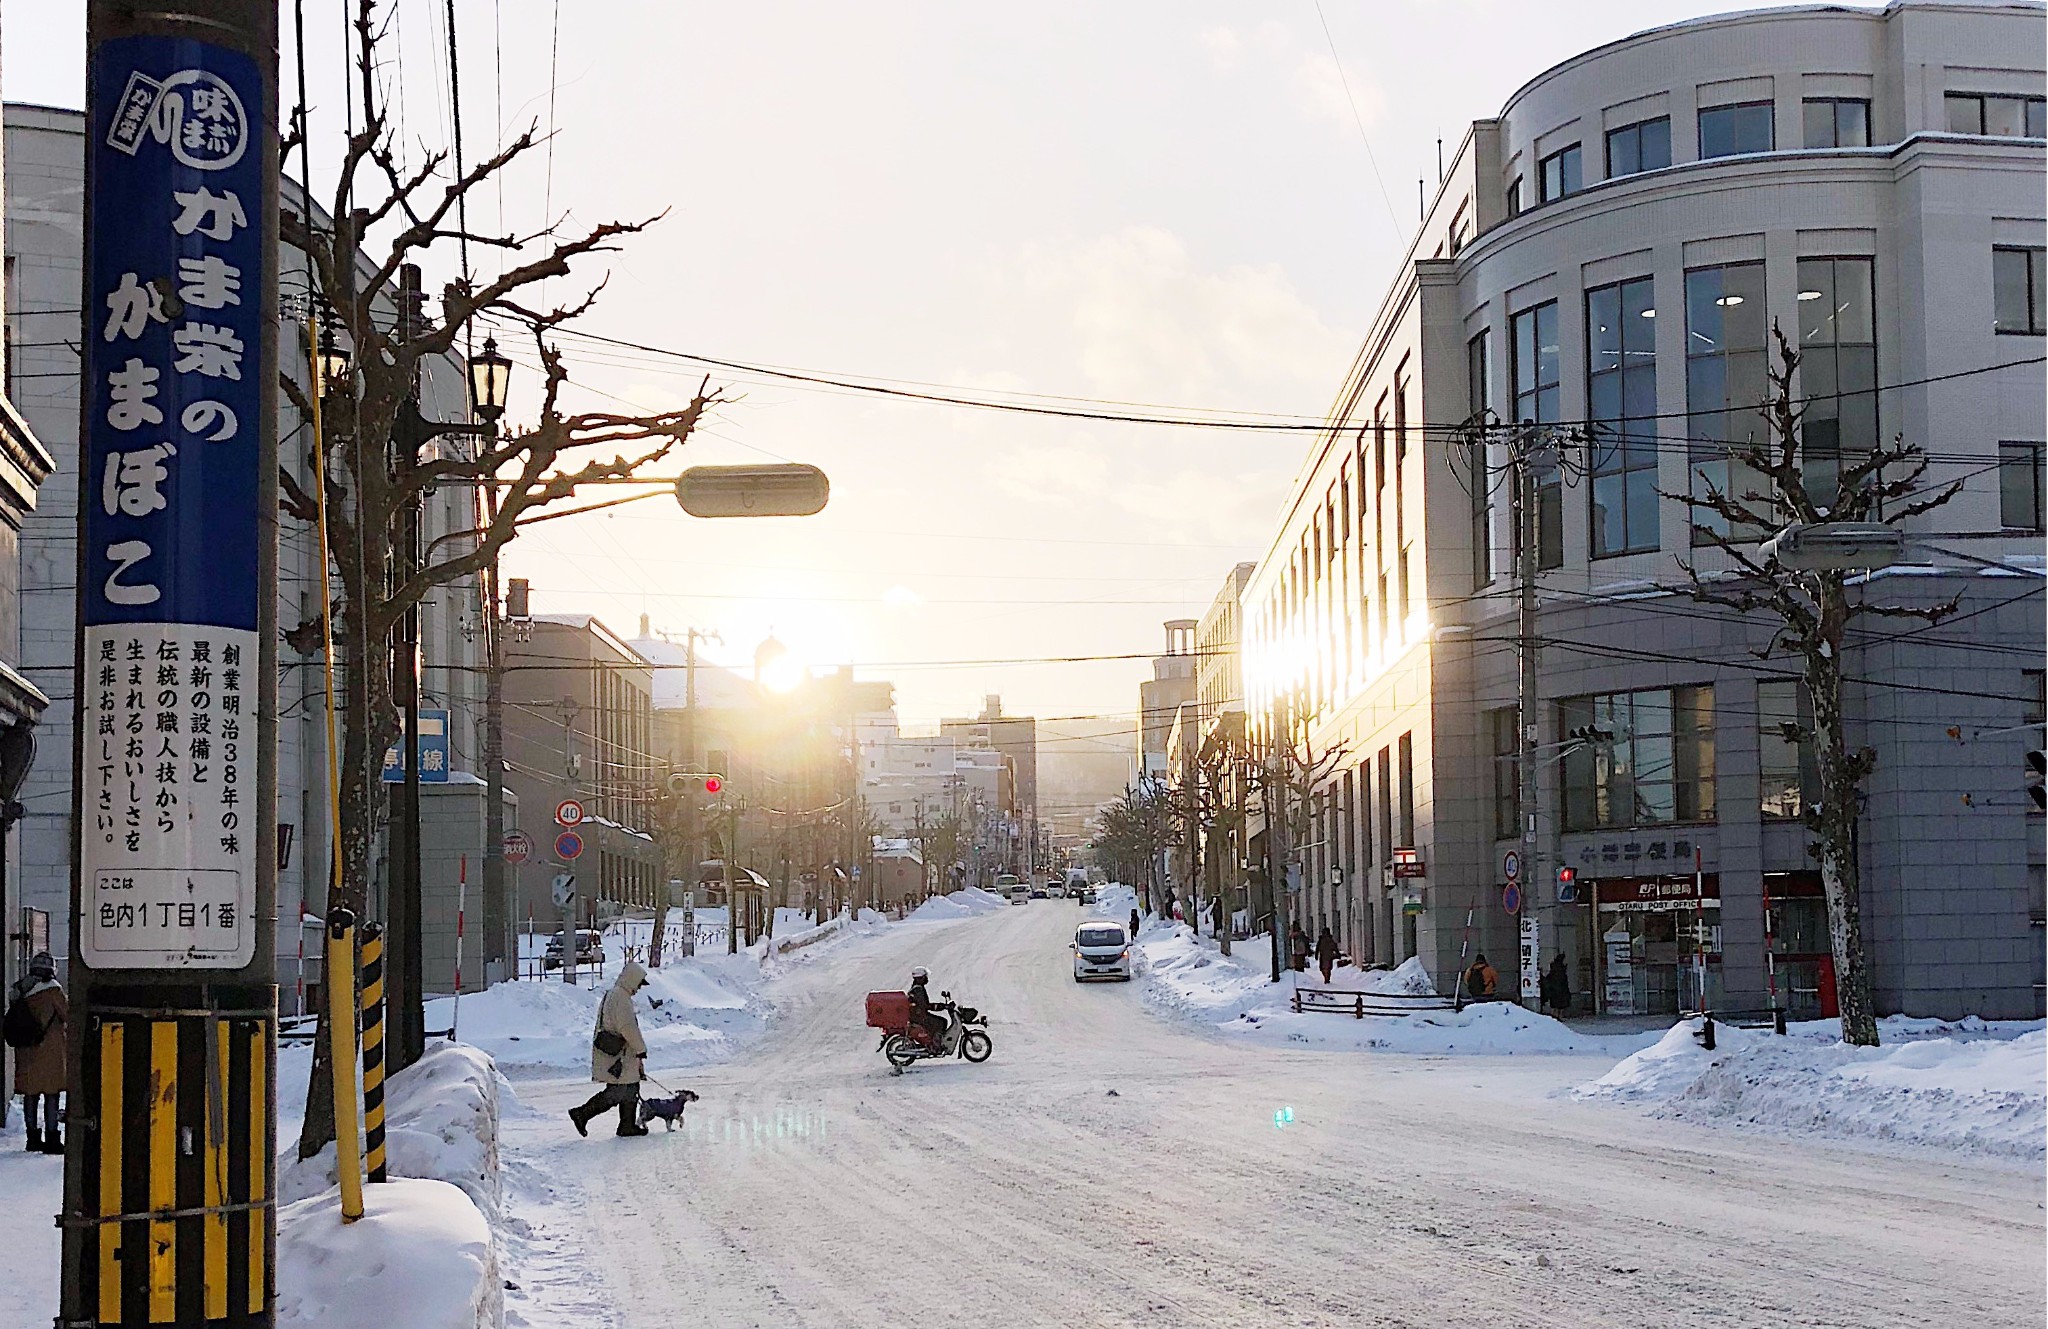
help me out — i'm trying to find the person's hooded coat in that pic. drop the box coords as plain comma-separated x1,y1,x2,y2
9,961,67,1096
591,961,649,1085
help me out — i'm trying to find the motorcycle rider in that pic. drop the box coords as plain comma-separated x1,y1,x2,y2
907,966,949,1051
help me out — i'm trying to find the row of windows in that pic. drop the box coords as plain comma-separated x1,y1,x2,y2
1257,242,2043,701
1508,90,2043,215
1494,686,1724,836
1302,732,1419,887
1476,255,1885,566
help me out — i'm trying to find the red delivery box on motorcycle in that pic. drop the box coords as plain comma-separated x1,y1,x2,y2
865,990,910,1032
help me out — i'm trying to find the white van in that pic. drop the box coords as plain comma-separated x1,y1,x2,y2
996,873,1027,905
1070,922,1131,982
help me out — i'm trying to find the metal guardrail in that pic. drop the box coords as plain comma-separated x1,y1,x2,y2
1290,987,1455,1018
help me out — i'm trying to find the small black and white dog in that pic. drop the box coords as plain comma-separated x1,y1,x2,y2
637,1088,701,1131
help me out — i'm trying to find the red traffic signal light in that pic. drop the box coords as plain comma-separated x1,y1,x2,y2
1556,866,1575,885
703,775,723,795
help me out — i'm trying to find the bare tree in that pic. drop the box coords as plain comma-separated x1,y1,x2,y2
285,1,723,1156
1667,328,1958,1046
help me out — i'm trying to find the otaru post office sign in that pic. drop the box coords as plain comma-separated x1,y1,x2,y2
78,38,262,969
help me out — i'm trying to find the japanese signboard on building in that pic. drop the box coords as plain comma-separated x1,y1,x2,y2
381,708,452,782
78,36,264,970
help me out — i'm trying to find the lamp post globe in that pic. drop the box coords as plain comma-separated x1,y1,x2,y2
467,334,513,425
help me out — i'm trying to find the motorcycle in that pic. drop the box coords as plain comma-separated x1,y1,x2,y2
879,991,992,1070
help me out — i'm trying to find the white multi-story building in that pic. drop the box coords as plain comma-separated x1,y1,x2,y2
1242,1,2044,1019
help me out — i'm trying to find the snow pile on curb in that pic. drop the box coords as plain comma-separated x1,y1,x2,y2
908,886,1009,920
277,1044,508,1327
1132,910,1654,1057
277,1177,498,1329
1577,1016,2047,1158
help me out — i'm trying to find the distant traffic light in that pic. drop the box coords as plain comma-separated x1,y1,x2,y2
1555,865,1577,903
666,772,727,797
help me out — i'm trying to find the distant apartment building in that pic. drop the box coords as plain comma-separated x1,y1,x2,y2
1239,1,2045,1019
504,616,659,924
942,694,1038,870
1138,621,1198,780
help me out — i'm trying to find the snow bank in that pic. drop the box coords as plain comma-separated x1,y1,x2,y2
908,886,1009,920
0,1118,60,1327
1577,1016,2047,1159
1135,917,1654,1057
277,1178,500,1329
278,1044,509,1327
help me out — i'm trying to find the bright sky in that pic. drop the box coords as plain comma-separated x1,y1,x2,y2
5,0,1797,730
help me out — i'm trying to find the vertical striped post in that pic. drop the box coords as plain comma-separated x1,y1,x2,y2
326,911,364,1221
359,922,388,1183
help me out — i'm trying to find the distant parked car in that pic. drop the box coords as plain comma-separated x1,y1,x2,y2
1070,922,1132,982
996,873,1028,905
1046,879,1067,898
543,929,604,970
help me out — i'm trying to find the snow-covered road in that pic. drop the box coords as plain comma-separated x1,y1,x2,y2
508,902,2045,1328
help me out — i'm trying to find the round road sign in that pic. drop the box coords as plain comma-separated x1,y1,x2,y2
1501,850,1521,881
554,830,585,861
503,830,533,864
1501,881,1522,915
554,799,586,827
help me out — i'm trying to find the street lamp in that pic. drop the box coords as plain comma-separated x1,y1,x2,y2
315,328,351,397
467,335,512,427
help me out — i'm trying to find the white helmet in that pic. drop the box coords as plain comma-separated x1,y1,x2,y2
910,966,929,982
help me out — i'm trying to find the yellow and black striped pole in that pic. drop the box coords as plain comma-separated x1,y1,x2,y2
359,923,388,1183
326,910,364,1223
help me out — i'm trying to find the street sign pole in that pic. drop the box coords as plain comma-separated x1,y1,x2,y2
65,3,279,1323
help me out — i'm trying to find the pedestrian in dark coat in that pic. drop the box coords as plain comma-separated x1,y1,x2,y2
1542,953,1572,1016
1289,922,1310,972
1129,908,1141,938
9,951,67,1154
1315,927,1340,984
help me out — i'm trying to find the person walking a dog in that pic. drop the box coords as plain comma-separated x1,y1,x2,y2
569,961,651,1138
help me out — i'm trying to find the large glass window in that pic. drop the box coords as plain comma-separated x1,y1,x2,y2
1685,263,1768,544
1797,257,1877,509
1802,98,1870,148
1561,686,1717,831
2001,442,2044,532
1511,300,1563,568
1758,680,1818,820
1605,117,1671,178
1468,331,1493,588
1587,276,1659,556
1489,706,1520,840
1946,92,2047,138
1699,101,1774,158
1539,144,1583,203
1994,247,2046,335
1396,732,1415,846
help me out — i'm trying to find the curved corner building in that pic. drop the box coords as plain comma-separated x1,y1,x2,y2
1241,0,2046,1019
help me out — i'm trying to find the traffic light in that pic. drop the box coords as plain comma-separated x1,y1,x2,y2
2027,750,2045,811
666,772,726,797
1555,865,1576,903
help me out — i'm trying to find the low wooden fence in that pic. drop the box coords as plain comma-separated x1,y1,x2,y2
1289,987,1454,1018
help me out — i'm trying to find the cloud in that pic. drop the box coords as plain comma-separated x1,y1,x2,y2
1196,25,1242,71
997,225,1355,411
1291,49,1386,135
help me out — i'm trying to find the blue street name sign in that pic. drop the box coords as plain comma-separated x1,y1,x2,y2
381,708,451,782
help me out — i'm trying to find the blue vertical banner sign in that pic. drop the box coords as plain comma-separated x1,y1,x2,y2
66,6,279,1325
79,35,264,970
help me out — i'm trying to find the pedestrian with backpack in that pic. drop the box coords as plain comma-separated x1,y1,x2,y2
5,951,67,1154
